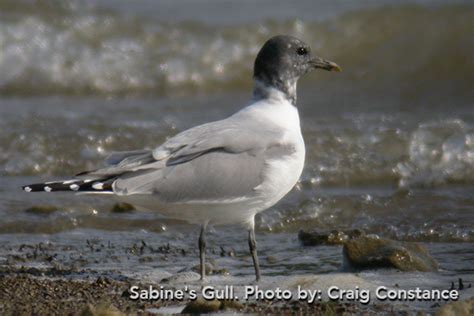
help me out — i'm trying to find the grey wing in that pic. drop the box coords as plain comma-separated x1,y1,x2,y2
76,149,157,177
111,118,287,202
78,117,285,202
104,150,151,166
113,148,267,203
80,117,277,178
152,118,279,163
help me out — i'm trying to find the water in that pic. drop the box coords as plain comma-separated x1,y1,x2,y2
0,0,473,284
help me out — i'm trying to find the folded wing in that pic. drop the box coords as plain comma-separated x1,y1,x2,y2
78,117,286,203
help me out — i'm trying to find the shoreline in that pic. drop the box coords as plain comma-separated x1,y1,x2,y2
0,265,471,315
0,271,414,315
0,228,472,314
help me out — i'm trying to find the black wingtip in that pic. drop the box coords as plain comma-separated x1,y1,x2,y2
22,178,115,193
22,184,44,192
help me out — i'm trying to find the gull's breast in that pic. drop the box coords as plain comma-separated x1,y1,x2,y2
255,130,306,211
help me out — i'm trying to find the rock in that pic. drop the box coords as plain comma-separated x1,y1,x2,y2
220,300,244,311
80,302,124,316
24,205,59,215
299,229,364,246
190,262,214,275
160,271,200,283
436,297,474,316
267,255,278,264
220,247,235,257
138,256,154,263
181,298,221,314
181,262,230,276
343,235,438,272
110,203,135,213
181,298,244,314
213,268,231,276
95,276,111,287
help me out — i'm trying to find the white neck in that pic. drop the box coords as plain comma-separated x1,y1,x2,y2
238,81,301,133
252,79,297,105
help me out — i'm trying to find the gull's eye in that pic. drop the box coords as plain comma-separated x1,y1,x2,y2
297,47,307,56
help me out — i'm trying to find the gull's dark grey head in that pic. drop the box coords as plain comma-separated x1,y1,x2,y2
253,35,341,104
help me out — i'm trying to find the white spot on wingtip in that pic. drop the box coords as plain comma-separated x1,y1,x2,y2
70,184,79,191
92,182,104,190
44,186,52,192
24,186,32,192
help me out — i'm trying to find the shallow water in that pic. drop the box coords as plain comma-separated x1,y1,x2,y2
0,0,473,287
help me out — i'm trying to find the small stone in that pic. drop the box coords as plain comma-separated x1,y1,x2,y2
181,298,221,314
24,205,59,215
221,300,245,311
190,262,214,275
110,203,135,213
80,302,124,316
138,256,154,263
95,276,110,286
160,271,200,283
214,268,230,276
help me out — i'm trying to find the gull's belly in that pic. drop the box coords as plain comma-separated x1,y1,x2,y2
117,194,264,226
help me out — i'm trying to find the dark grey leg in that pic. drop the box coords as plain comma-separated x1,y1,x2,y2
248,225,261,281
199,224,206,280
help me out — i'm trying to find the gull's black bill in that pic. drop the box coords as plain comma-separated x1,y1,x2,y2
309,57,342,72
